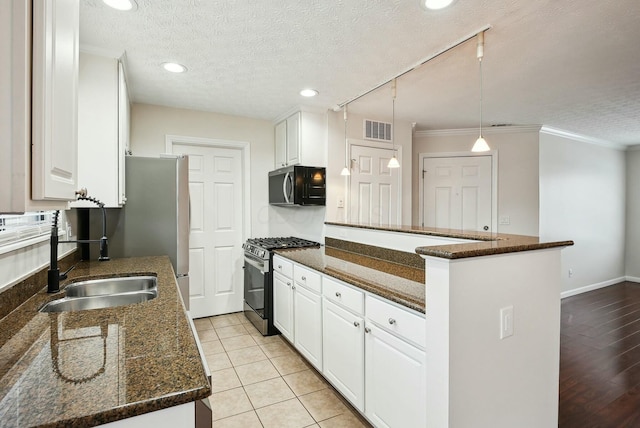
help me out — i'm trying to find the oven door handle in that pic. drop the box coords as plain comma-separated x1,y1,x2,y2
244,254,268,273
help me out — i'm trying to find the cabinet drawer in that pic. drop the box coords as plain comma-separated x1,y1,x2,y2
366,295,426,348
323,277,364,315
294,265,321,294
273,255,293,278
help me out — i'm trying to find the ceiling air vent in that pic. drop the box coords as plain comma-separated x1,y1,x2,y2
364,119,392,142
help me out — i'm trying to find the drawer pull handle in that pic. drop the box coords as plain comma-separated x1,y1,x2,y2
301,276,306,281
365,327,371,333
335,292,341,298
354,321,360,327
388,318,396,325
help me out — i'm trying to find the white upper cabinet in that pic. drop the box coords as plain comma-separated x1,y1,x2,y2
1,0,79,213
73,52,130,208
274,110,326,169
31,0,79,202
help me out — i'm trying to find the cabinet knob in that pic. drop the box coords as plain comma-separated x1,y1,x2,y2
335,292,341,298
364,327,371,333
301,276,306,281
388,318,396,325
278,265,282,269
292,285,296,290
287,282,291,286
353,321,360,327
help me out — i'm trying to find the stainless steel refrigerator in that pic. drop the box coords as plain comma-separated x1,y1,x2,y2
111,155,190,309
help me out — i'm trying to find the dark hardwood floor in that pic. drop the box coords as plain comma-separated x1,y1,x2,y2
560,281,640,427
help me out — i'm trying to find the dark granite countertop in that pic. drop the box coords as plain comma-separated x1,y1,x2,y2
325,222,574,259
274,246,425,314
0,256,210,427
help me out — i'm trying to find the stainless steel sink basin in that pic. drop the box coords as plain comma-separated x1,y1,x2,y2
40,290,158,313
64,276,157,297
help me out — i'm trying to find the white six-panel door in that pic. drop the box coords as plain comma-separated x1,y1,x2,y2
349,144,399,226
422,155,493,231
171,142,244,318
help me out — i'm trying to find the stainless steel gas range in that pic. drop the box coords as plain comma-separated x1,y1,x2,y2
243,237,320,335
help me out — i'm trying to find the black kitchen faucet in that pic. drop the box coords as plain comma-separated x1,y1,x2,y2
48,190,109,293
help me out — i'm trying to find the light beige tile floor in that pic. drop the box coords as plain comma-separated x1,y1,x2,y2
195,312,372,428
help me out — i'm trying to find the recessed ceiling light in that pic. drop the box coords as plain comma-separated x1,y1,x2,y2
103,0,137,11
300,89,319,97
420,0,455,10
162,62,188,73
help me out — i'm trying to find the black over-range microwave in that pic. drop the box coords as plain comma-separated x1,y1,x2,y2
268,165,326,206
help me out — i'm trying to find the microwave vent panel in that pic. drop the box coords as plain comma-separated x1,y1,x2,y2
364,119,392,142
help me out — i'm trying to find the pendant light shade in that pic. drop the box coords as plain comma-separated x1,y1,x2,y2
388,79,400,169
388,156,400,168
473,31,490,152
341,105,350,176
472,136,490,152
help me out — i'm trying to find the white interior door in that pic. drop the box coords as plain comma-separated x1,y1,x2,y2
349,144,399,226
171,143,244,318
422,156,493,232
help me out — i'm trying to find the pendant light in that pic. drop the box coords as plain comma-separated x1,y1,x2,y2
472,31,490,152
340,104,350,176
388,79,400,168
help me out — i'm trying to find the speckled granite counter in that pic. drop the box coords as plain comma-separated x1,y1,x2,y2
275,246,425,314
0,256,210,427
325,222,574,259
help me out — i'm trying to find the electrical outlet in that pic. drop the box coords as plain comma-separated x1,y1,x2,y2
499,216,510,225
500,306,514,339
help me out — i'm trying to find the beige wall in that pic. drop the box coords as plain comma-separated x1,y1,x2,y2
626,147,640,280
130,103,274,238
412,128,540,235
326,109,413,226
539,131,626,294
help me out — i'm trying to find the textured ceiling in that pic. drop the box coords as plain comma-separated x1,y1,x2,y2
80,0,640,145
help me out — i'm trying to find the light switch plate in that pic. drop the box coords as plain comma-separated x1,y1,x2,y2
500,306,514,339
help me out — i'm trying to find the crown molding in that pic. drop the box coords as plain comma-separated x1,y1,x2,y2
539,126,627,151
628,144,640,152
414,124,542,138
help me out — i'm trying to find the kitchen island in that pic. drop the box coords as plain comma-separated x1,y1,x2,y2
0,256,210,427
320,222,573,428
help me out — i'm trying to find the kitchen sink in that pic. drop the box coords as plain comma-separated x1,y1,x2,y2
40,290,158,313
39,275,159,313
64,276,157,297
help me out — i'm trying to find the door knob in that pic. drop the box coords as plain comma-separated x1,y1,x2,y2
483,225,489,231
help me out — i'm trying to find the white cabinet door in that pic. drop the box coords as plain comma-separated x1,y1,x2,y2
286,112,300,166
273,271,294,342
322,299,364,411
117,61,129,205
293,284,322,371
365,323,426,428
274,120,287,168
31,0,79,201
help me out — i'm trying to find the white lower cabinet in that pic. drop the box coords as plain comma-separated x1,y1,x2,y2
273,271,294,342
293,282,323,370
365,323,426,428
322,298,365,412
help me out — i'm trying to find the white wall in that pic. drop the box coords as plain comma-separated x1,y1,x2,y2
130,103,273,238
626,147,640,281
539,131,626,295
412,127,540,235
326,109,413,226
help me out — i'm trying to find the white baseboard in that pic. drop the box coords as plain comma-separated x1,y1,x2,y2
626,276,640,283
561,277,627,299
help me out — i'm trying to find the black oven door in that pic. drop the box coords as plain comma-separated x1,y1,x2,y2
243,254,267,317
